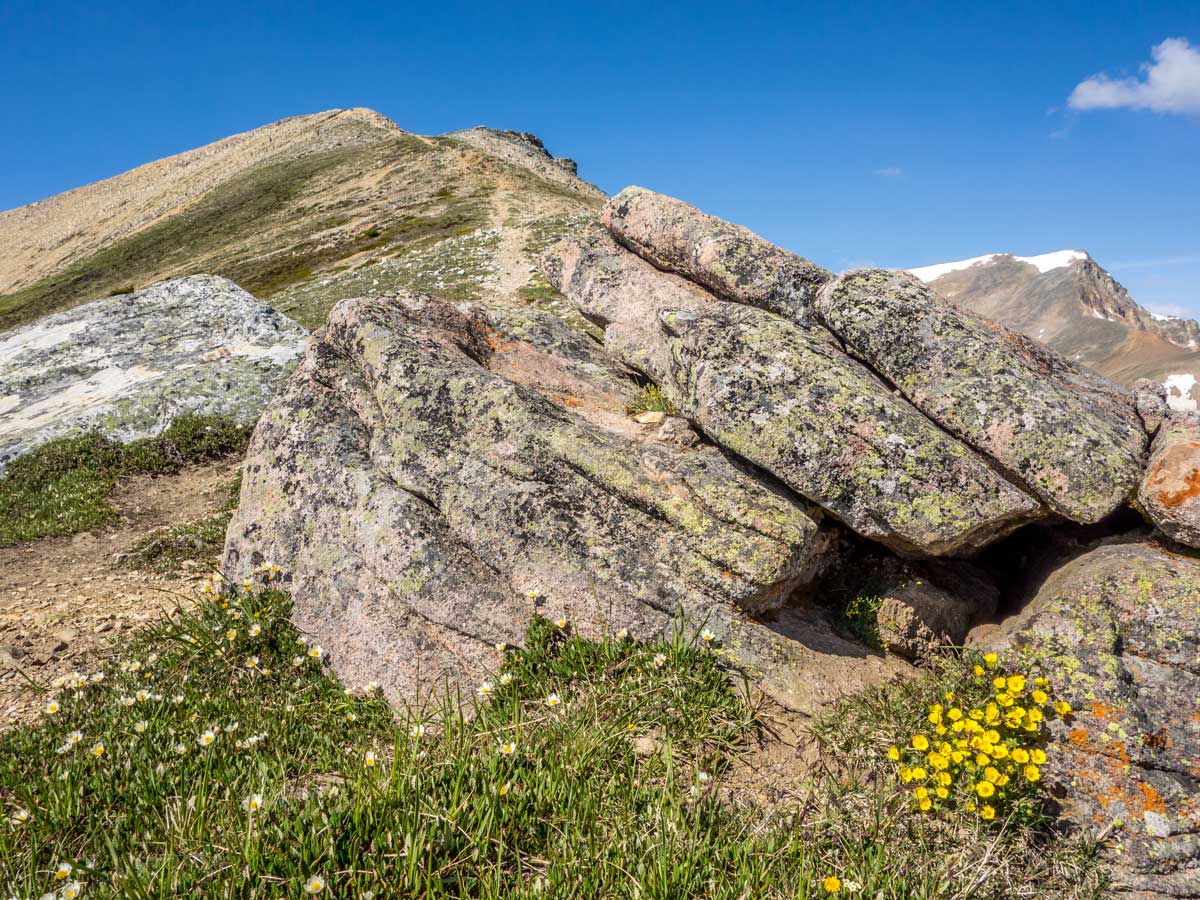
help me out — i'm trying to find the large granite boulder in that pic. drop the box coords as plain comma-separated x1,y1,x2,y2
224,292,905,709
1138,414,1200,548
542,229,1040,556
980,542,1200,898
602,185,832,324
0,275,307,471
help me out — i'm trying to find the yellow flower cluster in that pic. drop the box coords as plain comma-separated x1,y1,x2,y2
886,653,1071,822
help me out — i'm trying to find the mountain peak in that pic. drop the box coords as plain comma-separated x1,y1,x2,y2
0,109,604,332
904,248,1200,410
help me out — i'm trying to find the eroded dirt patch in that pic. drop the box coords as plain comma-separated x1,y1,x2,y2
0,458,239,728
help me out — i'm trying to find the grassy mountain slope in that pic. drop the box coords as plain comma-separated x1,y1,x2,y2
0,109,604,332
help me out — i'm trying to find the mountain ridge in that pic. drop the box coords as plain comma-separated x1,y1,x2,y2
0,108,603,332
905,249,1200,409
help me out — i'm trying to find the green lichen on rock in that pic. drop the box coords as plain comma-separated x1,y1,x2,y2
542,229,1039,555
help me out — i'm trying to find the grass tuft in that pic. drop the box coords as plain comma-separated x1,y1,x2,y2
836,593,885,653
626,384,679,417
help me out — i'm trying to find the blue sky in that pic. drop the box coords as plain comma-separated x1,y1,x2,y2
2,0,1198,314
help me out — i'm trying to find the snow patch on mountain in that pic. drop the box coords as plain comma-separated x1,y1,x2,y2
1164,374,1198,412
906,250,1089,283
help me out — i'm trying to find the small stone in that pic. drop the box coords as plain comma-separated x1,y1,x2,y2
655,416,700,448
633,410,665,425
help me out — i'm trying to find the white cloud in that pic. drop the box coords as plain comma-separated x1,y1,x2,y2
874,166,902,177
1069,37,1200,116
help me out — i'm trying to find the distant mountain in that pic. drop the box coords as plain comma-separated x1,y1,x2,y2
0,109,603,332
905,250,1200,411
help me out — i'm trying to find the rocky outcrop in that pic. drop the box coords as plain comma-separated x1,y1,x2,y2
543,229,1040,556
0,275,307,471
224,292,849,707
1138,415,1200,547
816,269,1146,523
980,542,1200,899
214,183,1200,897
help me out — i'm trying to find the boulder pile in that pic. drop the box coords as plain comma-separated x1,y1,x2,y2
225,187,1200,896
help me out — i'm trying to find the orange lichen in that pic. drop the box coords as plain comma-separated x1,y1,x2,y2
1068,728,1090,748
1090,702,1116,720
1139,783,1167,815
477,325,515,353
1157,467,1200,508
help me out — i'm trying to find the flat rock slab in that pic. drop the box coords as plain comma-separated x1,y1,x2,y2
602,186,831,324
816,270,1147,523
224,292,830,707
0,275,307,471
543,234,1040,555
981,542,1200,898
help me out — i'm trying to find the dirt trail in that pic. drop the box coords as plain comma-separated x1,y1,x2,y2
0,458,239,728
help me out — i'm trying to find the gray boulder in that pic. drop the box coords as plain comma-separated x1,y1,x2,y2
0,275,307,471
980,542,1200,899
224,292,837,707
542,231,1040,556
815,269,1147,523
602,185,831,324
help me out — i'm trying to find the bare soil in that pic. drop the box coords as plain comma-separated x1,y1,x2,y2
0,458,239,728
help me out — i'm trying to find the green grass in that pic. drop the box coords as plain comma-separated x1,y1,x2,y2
0,415,251,547
626,384,680,417
0,580,1107,899
121,474,242,573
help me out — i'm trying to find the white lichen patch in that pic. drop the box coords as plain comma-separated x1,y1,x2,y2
0,317,91,358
